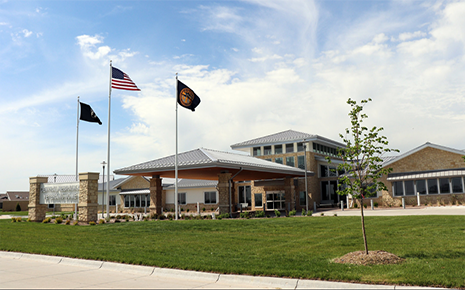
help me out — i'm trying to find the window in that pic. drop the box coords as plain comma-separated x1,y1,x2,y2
178,192,186,205
124,194,149,208
312,142,338,156
275,145,283,154
109,195,116,206
265,158,272,161
297,142,304,152
393,181,404,196
204,191,217,204
439,178,450,194
404,180,415,195
125,195,130,207
238,186,251,206
253,147,261,156
297,155,305,169
452,177,463,193
254,193,263,207
266,191,285,210
299,191,307,206
146,195,150,207
48,204,55,209
415,180,426,195
329,166,337,177
428,179,438,194
275,157,283,164
320,165,329,177
135,195,141,207
286,156,295,167
129,195,135,207
264,146,272,155
285,143,294,153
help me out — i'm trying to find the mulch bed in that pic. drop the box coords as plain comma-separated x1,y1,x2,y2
333,250,404,266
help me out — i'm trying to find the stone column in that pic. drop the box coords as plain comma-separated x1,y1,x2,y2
149,175,163,214
28,176,48,222
284,177,295,213
78,172,99,223
217,172,232,214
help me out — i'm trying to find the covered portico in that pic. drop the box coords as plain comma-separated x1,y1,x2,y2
114,148,314,214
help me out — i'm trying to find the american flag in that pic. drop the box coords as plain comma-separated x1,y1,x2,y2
111,67,140,91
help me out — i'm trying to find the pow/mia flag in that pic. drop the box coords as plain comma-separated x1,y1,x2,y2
79,102,102,125
177,80,201,112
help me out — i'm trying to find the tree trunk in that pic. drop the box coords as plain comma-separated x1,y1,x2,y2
360,197,368,255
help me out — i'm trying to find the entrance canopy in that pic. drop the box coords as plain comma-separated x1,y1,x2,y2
114,148,313,181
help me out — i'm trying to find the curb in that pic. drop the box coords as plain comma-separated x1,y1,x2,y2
101,261,156,275
218,274,298,289
60,257,103,268
153,267,220,282
21,253,63,264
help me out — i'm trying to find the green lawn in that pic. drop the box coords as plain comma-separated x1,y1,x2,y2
1,216,464,288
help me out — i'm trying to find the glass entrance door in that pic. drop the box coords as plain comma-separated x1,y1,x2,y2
266,191,285,210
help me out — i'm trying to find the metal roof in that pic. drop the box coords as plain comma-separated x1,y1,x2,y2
114,148,313,181
387,168,465,181
163,179,218,189
230,129,345,149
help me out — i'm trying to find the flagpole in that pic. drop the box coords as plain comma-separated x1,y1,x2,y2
75,96,80,220
106,61,112,219
175,73,179,220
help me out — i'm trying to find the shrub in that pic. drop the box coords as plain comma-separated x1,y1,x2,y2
333,213,338,217
374,202,379,207
289,209,296,216
115,219,121,223
105,216,111,222
170,208,174,213
73,220,79,226
301,210,306,216
307,210,313,216
320,213,324,216
99,219,105,224
65,219,71,225
239,212,249,219
354,203,358,208
186,209,190,213
217,213,230,220
202,207,206,212
255,210,265,218
11,217,16,223
274,209,281,217
116,215,122,219
89,221,96,226
211,207,214,211
55,217,63,224
15,203,21,212
181,213,186,219
363,204,367,209
181,208,184,212
42,217,51,223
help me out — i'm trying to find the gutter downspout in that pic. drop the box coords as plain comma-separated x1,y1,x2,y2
229,167,243,215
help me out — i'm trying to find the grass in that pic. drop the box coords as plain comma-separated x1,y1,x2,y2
1,215,464,288
0,210,28,216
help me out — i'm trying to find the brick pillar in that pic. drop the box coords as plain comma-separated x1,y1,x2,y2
78,172,99,223
217,172,232,214
284,177,295,213
149,175,162,214
28,176,48,222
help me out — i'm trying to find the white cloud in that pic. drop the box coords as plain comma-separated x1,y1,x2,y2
22,29,32,37
76,34,112,60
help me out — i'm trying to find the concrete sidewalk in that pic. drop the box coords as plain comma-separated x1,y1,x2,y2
314,205,465,217
0,251,442,289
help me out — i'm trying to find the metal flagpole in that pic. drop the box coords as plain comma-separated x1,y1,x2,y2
75,96,80,220
106,61,112,219
175,73,179,220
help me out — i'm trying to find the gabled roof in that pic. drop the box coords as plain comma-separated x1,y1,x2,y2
230,129,345,149
114,148,312,181
382,142,465,168
98,176,150,191
6,191,29,201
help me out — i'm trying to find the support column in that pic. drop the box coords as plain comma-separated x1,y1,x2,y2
284,177,295,214
217,172,232,214
149,175,163,214
28,176,48,222
78,172,99,223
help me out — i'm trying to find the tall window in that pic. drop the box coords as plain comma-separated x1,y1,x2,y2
428,179,438,194
275,145,283,154
297,155,305,169
404,180,415,195
204,191,217,204
275,157,283,164
297,142,304,152
109,195,116,206
392,178,465,196
238,186,251,206
299,191,307,206
286,156,295,167
253,147,261,156
452,177,463,193
178,192,186,205
439,178,450,194
264,146,272,155
417,180,427,195
285,143,294,153
393,181,404,196
254,193,263,207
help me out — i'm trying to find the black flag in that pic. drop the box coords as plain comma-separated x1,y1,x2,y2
80,102,102,125
177,80,201,112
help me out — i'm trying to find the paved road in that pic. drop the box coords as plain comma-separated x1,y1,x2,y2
315,205,465,217
0,251,442,289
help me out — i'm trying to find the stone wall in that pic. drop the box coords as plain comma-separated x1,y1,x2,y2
78,172,99,223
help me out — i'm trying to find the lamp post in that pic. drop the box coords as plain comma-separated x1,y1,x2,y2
101,161,106,219
53,173,57,215
303,144,308,213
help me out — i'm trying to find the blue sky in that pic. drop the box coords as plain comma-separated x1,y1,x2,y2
1,0,465,192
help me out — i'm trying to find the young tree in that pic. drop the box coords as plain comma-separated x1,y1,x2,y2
327,98,398,255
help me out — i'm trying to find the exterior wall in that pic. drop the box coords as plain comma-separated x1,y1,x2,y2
164,187,218,213
120,176,149,190
2,200,29,212
377,147,465,207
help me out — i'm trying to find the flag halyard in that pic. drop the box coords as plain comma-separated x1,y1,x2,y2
111,67,140,91
177,80,201,111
